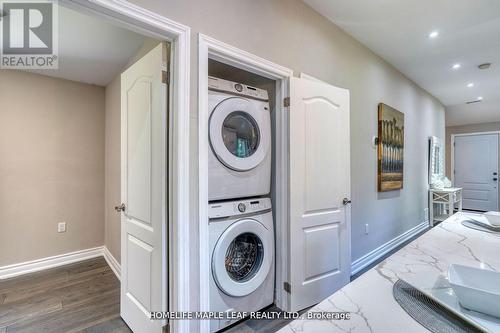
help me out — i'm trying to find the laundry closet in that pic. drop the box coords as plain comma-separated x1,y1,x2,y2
207,59,278,332
200,40,352,333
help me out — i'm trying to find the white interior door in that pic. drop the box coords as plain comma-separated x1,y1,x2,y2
454,134,499,211
120,43,168,333
288,77,351,311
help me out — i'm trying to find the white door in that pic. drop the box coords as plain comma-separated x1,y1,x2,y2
120,43,168,333
454,134,499,211
288,77,351,311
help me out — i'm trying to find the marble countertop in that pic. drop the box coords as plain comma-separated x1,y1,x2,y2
279,212,500,333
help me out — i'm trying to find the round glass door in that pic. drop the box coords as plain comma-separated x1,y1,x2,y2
212,219,273,296
209,97,270,172
222,112,260,158
225,232,264,282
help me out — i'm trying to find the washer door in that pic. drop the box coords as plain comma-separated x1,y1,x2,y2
212,219,273,297
209,97,270,171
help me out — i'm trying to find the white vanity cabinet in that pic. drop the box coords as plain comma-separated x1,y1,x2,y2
429,187,463,226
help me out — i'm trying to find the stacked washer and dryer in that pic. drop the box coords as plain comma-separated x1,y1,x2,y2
207,76,275,332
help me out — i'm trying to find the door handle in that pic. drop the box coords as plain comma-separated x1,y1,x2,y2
494,178,498,182
343,198,352,205
114,203,126,212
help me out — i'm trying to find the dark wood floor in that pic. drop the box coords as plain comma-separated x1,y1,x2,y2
0,257,131,333
0,257,301,333
2,244,422,333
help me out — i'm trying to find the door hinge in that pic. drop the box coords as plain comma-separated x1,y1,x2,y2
284,97,290,107
162,70,170,85
162,323,170,333
284,281,291,294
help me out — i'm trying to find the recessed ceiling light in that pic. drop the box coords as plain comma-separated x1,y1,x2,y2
429,31,439,39
478,96,483,100
452,63,461,70
467,83,474,88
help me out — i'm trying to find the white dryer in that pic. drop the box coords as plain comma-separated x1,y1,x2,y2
208,198,274,332
208,76,271,201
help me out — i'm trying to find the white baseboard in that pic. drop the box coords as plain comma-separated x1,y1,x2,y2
103,246,121,281
351,222,428,276
0,246,104,280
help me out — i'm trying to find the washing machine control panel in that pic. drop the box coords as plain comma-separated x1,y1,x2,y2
208,76,269,101
208,198,272,219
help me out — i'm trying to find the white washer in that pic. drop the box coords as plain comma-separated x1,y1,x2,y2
209,198,274,332
208,76,272,201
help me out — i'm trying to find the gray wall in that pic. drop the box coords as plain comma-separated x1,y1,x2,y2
104,75,122,263
0,70,105,266
130,0,445,318
0,40,159,268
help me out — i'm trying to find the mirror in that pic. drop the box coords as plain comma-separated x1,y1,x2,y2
429,136,445,187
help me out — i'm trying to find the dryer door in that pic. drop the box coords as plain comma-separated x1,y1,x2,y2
209,97,270,171
212,219,273,297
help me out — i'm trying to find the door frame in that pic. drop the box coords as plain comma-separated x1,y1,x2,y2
451,131,500,210
198,34,293,332
62,1,191,332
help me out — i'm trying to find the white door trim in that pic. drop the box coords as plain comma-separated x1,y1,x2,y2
198,34,293,332
451,131,500,184
299,72,327,84
62,2,191,332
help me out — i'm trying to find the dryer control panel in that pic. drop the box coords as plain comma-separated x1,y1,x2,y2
208,198,272,219
208,76,269,101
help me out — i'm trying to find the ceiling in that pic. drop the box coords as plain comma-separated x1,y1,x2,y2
303,0,500,126
29,5,149,86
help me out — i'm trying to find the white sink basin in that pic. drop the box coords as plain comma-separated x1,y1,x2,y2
484,211,500,226
449,264,500,318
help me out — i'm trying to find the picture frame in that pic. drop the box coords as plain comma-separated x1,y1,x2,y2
377,103,404,192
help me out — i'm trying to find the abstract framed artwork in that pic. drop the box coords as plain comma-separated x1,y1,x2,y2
377,103,404,192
